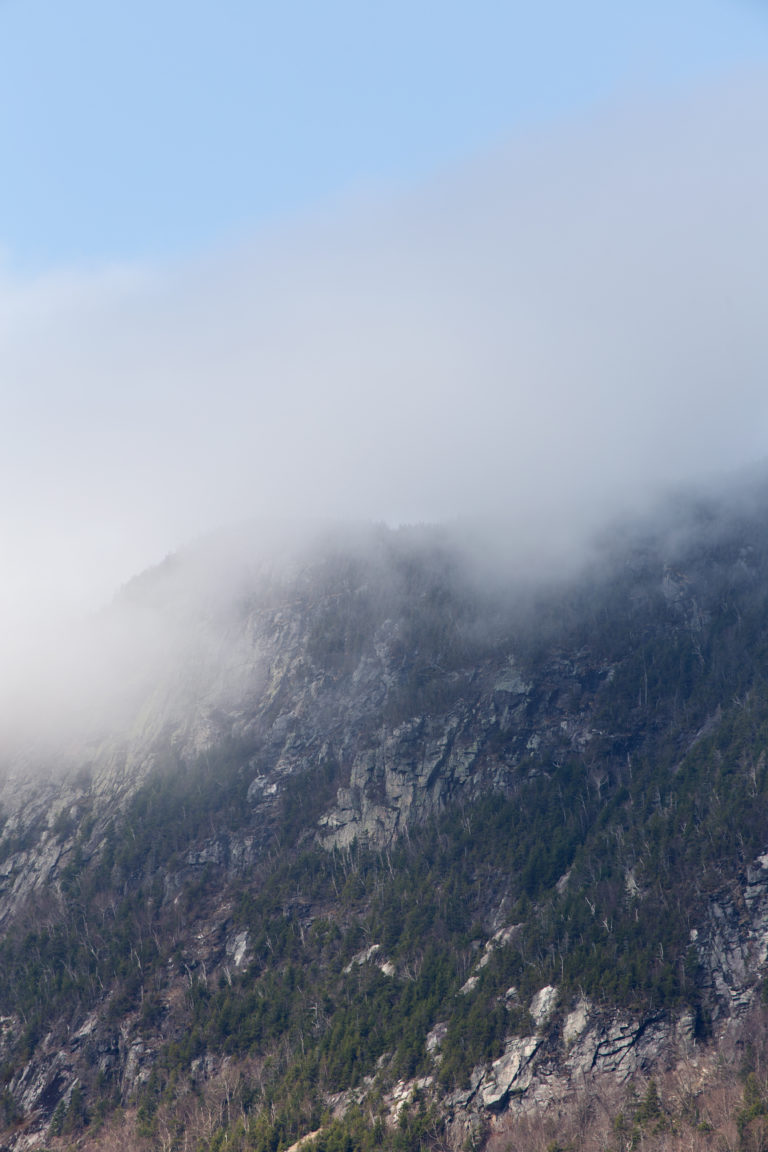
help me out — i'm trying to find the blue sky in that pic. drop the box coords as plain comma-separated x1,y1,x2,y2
2,0,768,270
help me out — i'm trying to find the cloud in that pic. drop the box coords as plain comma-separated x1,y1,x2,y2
1,69,768,648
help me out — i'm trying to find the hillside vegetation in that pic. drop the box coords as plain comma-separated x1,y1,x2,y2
3,494,768,1149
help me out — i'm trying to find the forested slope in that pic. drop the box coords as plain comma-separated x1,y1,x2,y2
3,495,768,1149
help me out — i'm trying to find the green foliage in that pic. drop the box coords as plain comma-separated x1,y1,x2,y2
0,1088,18,1128
7,509,768,1145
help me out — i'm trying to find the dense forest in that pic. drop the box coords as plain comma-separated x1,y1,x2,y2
4,494,768,1149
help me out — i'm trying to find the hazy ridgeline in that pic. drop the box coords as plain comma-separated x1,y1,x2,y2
3,465,768,768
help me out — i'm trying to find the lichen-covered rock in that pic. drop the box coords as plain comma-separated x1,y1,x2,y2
529,986,558,1028
480,1037,542,1109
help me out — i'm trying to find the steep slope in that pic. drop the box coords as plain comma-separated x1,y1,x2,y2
4,498,768,1149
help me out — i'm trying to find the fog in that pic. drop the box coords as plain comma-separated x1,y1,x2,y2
2,72,768,752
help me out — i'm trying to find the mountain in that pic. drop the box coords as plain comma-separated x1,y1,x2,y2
4,492,768,1151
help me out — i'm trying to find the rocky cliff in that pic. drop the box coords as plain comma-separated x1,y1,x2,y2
3,504,768,1150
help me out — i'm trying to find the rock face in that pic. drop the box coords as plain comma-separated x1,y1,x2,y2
440,846,768,1134
529,986,558,1028
4,508,768,1149
479,1037,542,1109
0,527,626,925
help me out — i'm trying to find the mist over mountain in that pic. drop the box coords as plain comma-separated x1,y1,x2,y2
3,462,763,761
2,70,768,672
4,473,768,1150
3,2,768,1150
2,38,768,1150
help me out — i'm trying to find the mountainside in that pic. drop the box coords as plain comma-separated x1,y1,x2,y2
5,496,768,1151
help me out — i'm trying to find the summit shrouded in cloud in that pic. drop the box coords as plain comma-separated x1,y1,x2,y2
5,8,768,1146
0,2,767,684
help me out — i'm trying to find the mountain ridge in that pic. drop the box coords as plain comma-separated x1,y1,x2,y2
4,493,768,1149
